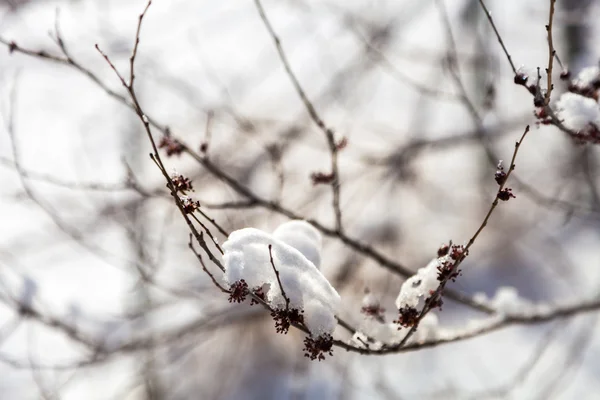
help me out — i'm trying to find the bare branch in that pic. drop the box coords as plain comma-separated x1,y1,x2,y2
253,0,344,233
544,0,557,105
476,0,517,75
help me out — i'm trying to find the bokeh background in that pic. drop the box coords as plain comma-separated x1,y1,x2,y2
1,0,600,398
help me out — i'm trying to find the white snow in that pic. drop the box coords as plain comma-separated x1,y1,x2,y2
573,66,600,88
474,287,532,315
555,92,600,131
222,221,340,336
272,220,322,269
395,257,442,309
412,313,439,342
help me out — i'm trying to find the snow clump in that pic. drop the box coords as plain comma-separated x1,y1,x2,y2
222,220,340,337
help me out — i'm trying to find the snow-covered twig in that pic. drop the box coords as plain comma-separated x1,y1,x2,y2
268,244,290,310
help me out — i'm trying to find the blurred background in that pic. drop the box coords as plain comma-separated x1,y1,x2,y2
1,0,600,398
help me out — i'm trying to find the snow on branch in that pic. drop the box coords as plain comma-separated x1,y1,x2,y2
222,221,340,339
555,93,600,132
395,258,442,310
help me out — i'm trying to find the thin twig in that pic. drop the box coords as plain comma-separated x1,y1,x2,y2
95,1,227,279
197,208,229,237
253,0,344,233
464,126,529,251
190,213,224,255
268,244,290,309
395,125,529,348
476,0,517,75
544,0,557,105
130,0,153,87
0,6,491,314
188,234,229,293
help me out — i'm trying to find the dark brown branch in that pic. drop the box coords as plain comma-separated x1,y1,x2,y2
197,208,229,237
188,234,230,293
189,213,224,255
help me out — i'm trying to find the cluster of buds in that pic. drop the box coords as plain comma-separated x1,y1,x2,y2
271,308,304,334
436,258,462,283
494,160,517,201
227,280,249,303
513,70,554,125
171,173,193,193
303,334,334,361
158,136,185,157
180,196,200,214
394,306,419,328
449,244,468,261
513,70,544,101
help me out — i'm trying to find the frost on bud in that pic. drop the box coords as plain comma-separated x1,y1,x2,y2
180,196,200,214
514,72,528,86
303,334,334,361
171,173,193,193
495,160,507,185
